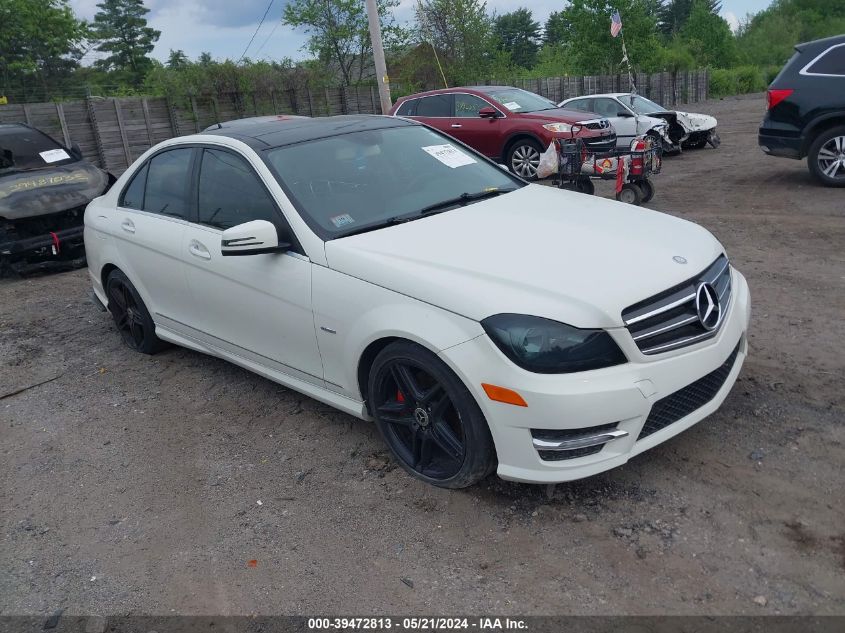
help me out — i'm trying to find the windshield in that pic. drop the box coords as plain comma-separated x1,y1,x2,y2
485,88,557,113
263,125,523,239
0,126,75,170
618,95,668,115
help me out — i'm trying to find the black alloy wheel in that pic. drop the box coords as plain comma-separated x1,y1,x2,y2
105,269,167,354
368,341,496,488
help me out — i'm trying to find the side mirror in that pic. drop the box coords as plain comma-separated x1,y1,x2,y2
617,111,634,118
479,107,499,119
221,220,290,256
70,142,83,159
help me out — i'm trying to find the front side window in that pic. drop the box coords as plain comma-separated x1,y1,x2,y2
591,98,623,117
454,94,493,118
416,94,451,117
142,148,193,219
263,125,523,240
197,148,278,230
804,45,845,76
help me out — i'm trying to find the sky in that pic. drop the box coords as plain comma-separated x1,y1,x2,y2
68,0,773,65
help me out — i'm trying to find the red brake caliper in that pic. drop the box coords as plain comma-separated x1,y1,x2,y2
396,390,405,403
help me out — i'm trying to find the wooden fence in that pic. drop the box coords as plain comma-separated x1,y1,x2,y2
0,70,708,176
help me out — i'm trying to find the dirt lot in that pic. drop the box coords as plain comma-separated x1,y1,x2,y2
1,93,843,617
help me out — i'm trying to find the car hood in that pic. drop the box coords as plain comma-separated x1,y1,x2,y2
324,185,724,329
647,110,717,132
0,162,109,220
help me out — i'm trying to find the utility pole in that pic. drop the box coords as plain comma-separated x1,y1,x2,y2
365,0,392,114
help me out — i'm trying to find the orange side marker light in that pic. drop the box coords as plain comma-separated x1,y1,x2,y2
481,383,528,407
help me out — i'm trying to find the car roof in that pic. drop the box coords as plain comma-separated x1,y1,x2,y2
796,33,845,53
562,93,629,100
201,114,417,149
396,86,522,101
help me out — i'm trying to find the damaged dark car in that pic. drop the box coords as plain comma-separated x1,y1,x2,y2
0,123,112,276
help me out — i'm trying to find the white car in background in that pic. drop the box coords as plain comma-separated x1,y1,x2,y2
85,115,750,489
560,93,720,153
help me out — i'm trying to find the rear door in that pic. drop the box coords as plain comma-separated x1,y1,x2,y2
180,146,324,386
111,147,194,327
448,93,503,157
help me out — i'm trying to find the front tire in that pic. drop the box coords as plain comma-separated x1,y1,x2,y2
507,139,543,180
105,269,168,354
368,341,496,488
616,183,644,205
807,126,845,187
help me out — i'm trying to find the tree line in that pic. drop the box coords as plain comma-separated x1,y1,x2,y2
1,0,844,103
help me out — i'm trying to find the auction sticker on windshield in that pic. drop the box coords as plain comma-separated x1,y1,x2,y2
422,144,476,169
330,213,355,228
503,101,522,111
39,149,70,163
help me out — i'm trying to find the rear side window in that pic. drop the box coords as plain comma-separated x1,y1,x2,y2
803,44,845,76
566,99,593,112
120,162,148,209
395,99,418,116
416,94,451,117
196,148,278,230
142,148,193,219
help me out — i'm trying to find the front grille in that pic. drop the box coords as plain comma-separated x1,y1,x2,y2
583,119,611,130
622,255,732,355
637,341,740,440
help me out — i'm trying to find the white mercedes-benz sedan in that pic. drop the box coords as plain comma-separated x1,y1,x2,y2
84,115,750,488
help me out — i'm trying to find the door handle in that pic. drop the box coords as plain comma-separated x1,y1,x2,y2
121,219,135,234
189,240,211,260
451,124,462,128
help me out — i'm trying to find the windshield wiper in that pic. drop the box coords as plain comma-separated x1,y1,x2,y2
417,188,517,216
337,215,414,238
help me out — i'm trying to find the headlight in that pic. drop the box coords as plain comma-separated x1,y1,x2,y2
543,122,573,133
481,314,627,374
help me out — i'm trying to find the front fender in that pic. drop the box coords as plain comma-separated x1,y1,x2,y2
312,265,484,401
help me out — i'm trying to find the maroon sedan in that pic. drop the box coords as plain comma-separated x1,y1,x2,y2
389,86,617,179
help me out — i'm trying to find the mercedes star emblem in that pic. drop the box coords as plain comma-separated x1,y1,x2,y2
695,282,722,331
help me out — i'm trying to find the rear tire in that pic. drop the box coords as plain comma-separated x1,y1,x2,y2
367,341,496,488
105,269,168,354
575,176,595,195
639,178,655,203
807,126,845,187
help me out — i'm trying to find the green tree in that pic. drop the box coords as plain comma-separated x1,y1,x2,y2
493,8,540,69
737,0,845,67
282,0,408,86
658,0,722,36
90,0,160,86
679,0,736,67
166,49,189,70
415,0,504,83
0,0,88,99
549,0,664,74
544,11,568,46
197,52,213,66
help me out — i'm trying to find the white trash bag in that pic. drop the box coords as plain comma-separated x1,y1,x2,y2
536,142,559,179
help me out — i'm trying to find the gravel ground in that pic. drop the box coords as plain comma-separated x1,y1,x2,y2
1,93,843,617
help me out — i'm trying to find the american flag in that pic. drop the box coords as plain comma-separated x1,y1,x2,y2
611,10,623,37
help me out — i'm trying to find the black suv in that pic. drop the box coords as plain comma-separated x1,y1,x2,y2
759,34,845,187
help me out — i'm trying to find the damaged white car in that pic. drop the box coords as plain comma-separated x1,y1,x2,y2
559,93,720,153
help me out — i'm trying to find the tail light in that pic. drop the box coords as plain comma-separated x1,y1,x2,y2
767,89,793,110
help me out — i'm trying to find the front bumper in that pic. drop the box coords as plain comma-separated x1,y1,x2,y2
439,269,751,484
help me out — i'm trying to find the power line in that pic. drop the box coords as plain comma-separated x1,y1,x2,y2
238,0,275,63
254,3,285,59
